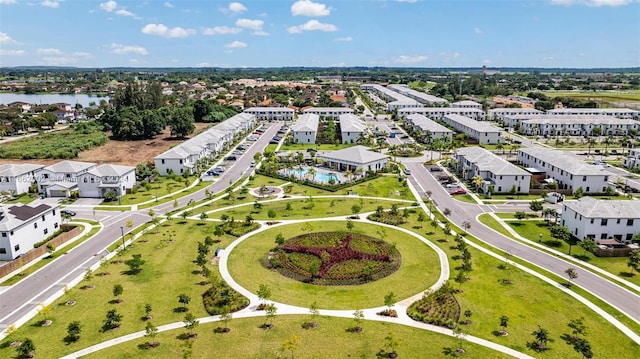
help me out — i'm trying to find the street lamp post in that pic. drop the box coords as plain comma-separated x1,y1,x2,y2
120,226,125,251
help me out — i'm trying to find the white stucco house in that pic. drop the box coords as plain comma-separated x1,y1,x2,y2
404,114,453,143
302,107,353,118
442,114,502,144
78,164,136,198
0,203,61,260
244,107,294,121
317,145,389,173
452,100,483,110
340,114,368,144
561,197,640,243
488,108,543,122
0,164,45,195
291,113,320,144
36,160,96,197
623,148,640,171
548,108,640,120
455,147,531,194
518,147,611,194
398,107,485,121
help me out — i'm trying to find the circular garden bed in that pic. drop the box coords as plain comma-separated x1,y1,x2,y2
266,232,401,285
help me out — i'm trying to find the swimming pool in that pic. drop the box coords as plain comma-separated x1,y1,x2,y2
282,168,339,184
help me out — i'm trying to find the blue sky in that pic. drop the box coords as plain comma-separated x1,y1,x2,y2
0,0,638,68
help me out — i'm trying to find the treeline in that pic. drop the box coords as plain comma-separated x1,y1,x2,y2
527,92,598,111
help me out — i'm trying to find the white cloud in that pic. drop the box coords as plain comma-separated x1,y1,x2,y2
549,0,633,6
99,1,117,12
474,27,483,35
73,52,93,59
253,30,269,36
42,56,77,66
110,43,149,55
115,9,135,17
0,49,26,56
334,36,352,42
393,55,428,64
225,40,247,48
287,20,337,34
142,23,196,38
37,48,63,55
229,2,247,13
202,26,241,35
0,0,17,4
0,32,18,44
235,18,263,31
40,0,60,8
163,2,173,8
291,0,331,17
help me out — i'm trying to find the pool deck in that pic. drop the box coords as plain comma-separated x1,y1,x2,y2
279,166,349,185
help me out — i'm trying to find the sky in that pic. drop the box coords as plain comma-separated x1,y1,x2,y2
0,0,638,68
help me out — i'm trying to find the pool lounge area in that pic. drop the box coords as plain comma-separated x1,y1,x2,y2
279,166,347,184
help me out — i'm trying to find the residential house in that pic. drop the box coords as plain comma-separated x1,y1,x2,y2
561,197,640,243
488,108,543,122
78,164,136,198
244,107,294,121
0,164,45,195
6,101,31,112
455,147,530,194
442,114,502,144
404,114,453,143
399,107,485,121
360,84,421,111
36,160,96,197
0,203,61,260
317,145,389,172
518,147,611,194
507,115,639,136
452,100,483,110
623,148,640,170
387,84,449,106
291,113,320,144
302,107,353,118
339,114,367,144
548,108,640,119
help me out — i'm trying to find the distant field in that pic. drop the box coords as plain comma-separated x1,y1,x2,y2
541,90,640,107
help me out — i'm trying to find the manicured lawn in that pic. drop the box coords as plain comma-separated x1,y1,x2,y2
452,194,477,203
82,316,508,359
228,221,440,309
494,212,540,219
278,143,356,151
204,197,411,220
397,211,640,358
504,219,640,287
104,176,202,206
0,221,239,359
4,193,38,204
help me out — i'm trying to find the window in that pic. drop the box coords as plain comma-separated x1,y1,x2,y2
161,159,165,164
14,244,19,251
83,178,88,183
627,219,634,226
601,219,608,226
34,222,38,229
586,234,595,239
54,222,58,229
43,228,48,235
590,218,594,224
42,215,45,221
0,248,6,254
583,176,587,181
600,233,607,239
616,219,620,224
53,209,56,215
91,178,95,183
1,233,5,237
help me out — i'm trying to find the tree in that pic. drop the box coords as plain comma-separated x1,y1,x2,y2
275,233,285,246
65,321,81,343
580,238,597,256
199,212,208,223
514,211,526,220
573,338,593,359
417,212,426,227
529,200,543,215
443,208,452,217
281,335,301,359
267,209,276,219
145,321,159,347
102,309,123,332
124,254,145,274
219,306,233,333
499,315,509,335
309,302,320,327
628,249,640,275
183,312,199,337
144,303,153,320
346,219,354,232
565,267,578,287
462,221,471,234
574,186,584,199
384,291,397,312
471,175,484,191
192,99,211,122
16,338,35,358
568,317,587,340
38,303,52,325
265,303,277,328
352,309,364,332
529,325,549,352
112,284,124,303
551,225,574,254
178,294,191,311
168,107,195,139
257,284,271,305
384,332,401,358
351,204,361,216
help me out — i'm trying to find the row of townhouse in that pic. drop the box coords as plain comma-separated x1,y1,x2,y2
291,113,320,144
455,147,531,194
548,108,640,119
301,107,353,118
517,147,610,194
488,108,544,122
451,100,483,110
398,107,485,121
360,84,421,111
503,115,639,136
386,84,449,106
154,113,256,176
441,114,502,144
403,114,453,143
340,114,368,144
0,203,62,260
623,148,640,170
0,161,135,198
561,196,640,243
243,107,294,121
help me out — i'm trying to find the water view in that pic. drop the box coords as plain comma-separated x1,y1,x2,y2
0,93,109,108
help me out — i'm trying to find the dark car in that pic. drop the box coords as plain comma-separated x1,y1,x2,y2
429,166,442,172
225,156,237,161
61,209,76,216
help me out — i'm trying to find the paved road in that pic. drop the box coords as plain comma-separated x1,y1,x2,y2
404,160,640,323
0,123,281,331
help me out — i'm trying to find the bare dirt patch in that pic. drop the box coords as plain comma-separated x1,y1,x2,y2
0,123,210,167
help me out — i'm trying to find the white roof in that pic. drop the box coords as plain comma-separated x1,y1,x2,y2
444,114,501,133
302,107,353,114
318,145,388,164
87,164,135,177
244,107,294,113
452,100,482,106
399,107,484,116
292,113,320,132
0,164,44,177
489,108,543,114
43,160,95,173
405,114,453,134
564,196,640,219
517,115,638,126
518,147,608,176
339,114,367,133
457,147,530,176
548,108,640,116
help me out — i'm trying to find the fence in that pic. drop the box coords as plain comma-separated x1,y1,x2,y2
0,225,82,279
595,247,633,257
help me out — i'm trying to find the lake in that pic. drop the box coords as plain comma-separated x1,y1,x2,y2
0,93,110,108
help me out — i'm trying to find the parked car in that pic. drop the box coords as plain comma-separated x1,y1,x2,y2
450,189,467,195
445,183,461,189
214,166,226,172
250,161,256,167
225,156,237,161
429,166,442,172
206,170,220,176
61,209,76,216
404,168,412,175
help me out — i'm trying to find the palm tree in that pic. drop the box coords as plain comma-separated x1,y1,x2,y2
471,175,484,191
308,167,316,182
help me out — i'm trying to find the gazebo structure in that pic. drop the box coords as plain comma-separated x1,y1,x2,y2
317,146,389,173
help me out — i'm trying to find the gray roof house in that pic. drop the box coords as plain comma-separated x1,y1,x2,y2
317,145,389,172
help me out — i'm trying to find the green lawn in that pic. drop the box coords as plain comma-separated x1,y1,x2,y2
204,197,410,220
0,221,238,359
452,194,477,204
396,211,640,358
3,193,38,204
103,176,203,206
82,316,508,359
278,143,356,151
494,212,540,219
228,221,440,309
